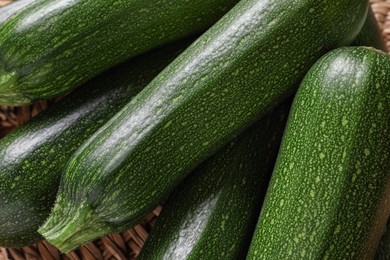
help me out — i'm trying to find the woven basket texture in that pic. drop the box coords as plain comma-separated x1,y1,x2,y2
0,0,389,259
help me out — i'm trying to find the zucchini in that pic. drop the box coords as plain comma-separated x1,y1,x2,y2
138,101,290,260
247,47,390,259
0,40,189,248
353,6,387,52
353,9,389,260
0,0,36,24
0,0,239,105
39,0,368,252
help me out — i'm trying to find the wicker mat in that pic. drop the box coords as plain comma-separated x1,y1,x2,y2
0,0,390,259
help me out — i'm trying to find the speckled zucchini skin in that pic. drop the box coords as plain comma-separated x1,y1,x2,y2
247,47,390,260
353,6,387,52
138,102,290,260
353,7,390,259
0,0,36,24
0,41,188,248
39,0,368,252
0,0,239,105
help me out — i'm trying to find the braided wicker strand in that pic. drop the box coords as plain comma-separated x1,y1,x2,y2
1,0,390,259
371,0,390,49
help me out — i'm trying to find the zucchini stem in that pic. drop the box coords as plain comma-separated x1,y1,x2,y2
0,71,31,105
38,194,113,253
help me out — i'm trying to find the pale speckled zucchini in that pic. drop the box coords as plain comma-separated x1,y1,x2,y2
247,47,390,260
0,40,189,248
0,0,239,105
138,101,290,260
39,0,368,253
353,7,390,260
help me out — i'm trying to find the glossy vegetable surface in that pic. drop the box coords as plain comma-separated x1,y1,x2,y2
0,40,189,247
247,47,390,260
0,0,238,105
139,101,290,260
39,0,368,252
0,0,35,24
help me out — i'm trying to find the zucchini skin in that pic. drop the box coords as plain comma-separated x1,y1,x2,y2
0,41,189,248
353,6,387,52
0,0,36,24
39,0,368,252
138,102,290,260
247,47,390,259
0,0,239,105
353,7,390,259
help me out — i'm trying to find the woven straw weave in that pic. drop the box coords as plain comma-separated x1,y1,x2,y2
0,0,389,259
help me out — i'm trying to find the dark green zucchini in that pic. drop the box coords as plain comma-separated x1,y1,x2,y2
0,0,36,24
39,0,368,252
138,101,289,260
0,40,189,248
0,0,239,105
247,47,390,259
353,6,387,52
353,8,389,260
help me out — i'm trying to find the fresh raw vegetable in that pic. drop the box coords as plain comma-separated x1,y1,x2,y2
39,0,368,252
247,47,390,260
0,0,239,105
353,6,387,52
353,7,389,259
0,0,35,24
0,40,190,248
139,101,290,260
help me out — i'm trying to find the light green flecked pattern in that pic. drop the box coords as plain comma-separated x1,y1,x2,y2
36,194,113,250
138,101,290,260
0,0,37,112
39,0,368,252
0,70,30,104
0,0,240,105
247,47,390,260
0,40,190,248
352,7,390,259
0,0,36,24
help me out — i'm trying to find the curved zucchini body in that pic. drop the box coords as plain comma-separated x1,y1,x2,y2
0,0,239,105
247,47,390,260
0,0,36,24
353,6,387,52
352,7,390,259
39,0,368,252
0,40,189,248
138,101,290,260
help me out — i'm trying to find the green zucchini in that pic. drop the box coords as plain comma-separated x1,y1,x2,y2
0,40,189,248
0,0,239,106
353,6,387,52
39,0,368,252
353,8,389,260
138,101,290,260
247,47,390,260
0,0,36,24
